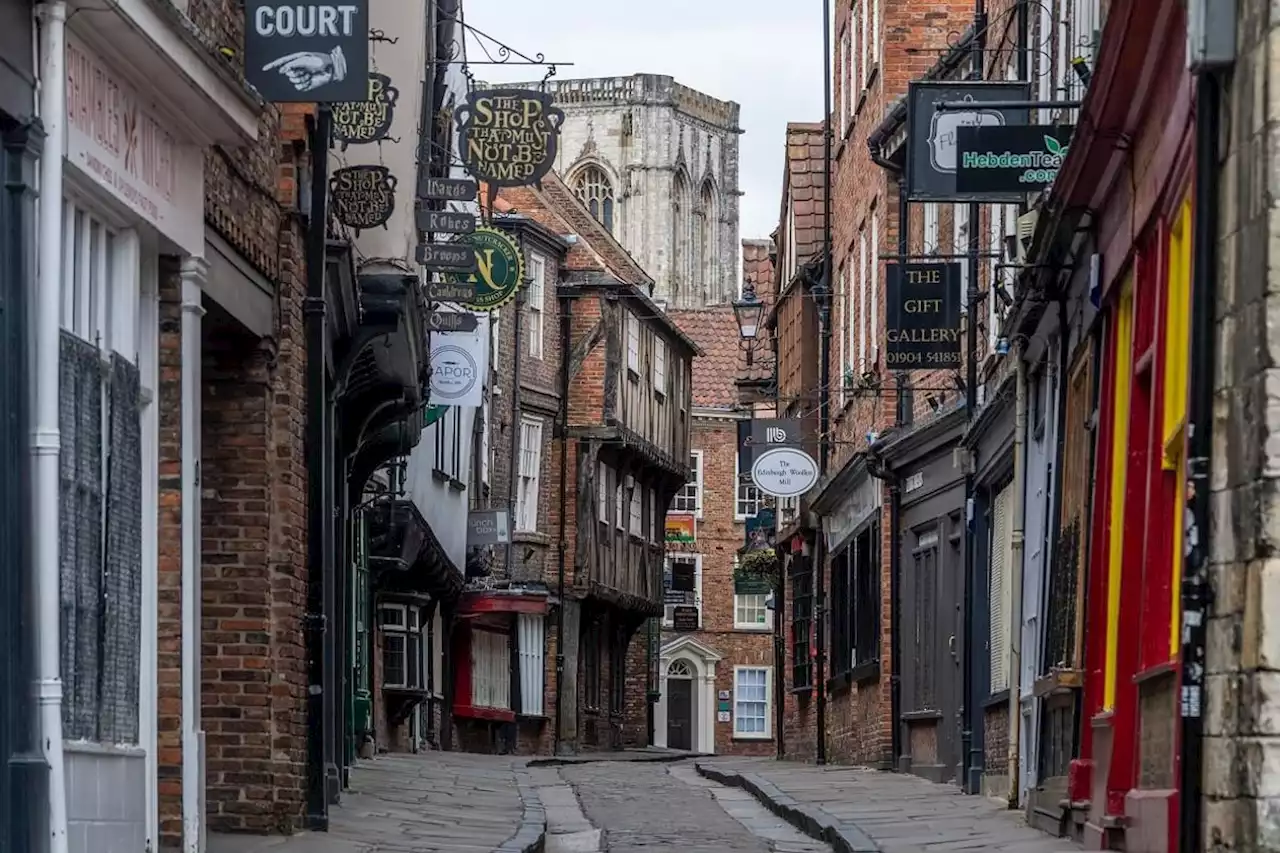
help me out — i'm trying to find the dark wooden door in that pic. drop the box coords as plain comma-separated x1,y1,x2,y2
939,515,965,784
667,679,693,750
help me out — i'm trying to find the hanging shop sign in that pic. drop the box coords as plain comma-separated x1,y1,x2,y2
445,226,525,311
418,175,478,202
332,73,399,148
884,262,962,368
428,314,489,407
738,419,811,488
671,606,700,632
425,310,479,333
455,88,565,189
425,280,479,302
416,207,476,235
751,447,819,499
665,514,696,544
330,165,396,231
743,507,776,552
467,510,510,546
906,81,1030,202
955,124,1075,196
417,243,477,273
243,0,369,103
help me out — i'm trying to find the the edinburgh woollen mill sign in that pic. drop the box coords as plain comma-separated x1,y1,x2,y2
455,89,565,197
243,0,369,103
885,262,962,368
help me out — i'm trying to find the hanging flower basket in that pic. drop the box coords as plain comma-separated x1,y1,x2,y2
736,547,778,589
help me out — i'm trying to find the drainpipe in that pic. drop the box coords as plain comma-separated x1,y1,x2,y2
179,259,208,850
33,4,70,850
504,254,526,576
554,289,571,755
1178,70,1220,853
1007,339,1027,807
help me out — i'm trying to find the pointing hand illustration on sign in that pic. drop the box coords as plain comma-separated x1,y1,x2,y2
263,46,348,92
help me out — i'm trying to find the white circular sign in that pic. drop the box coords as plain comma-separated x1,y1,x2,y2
430,344,478,400
750,447,819,498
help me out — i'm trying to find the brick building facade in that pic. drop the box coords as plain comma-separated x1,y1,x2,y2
153,1,313,841
656,301,776,756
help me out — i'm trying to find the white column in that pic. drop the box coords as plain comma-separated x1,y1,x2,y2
701,672,716,755
180,256,207,852
653,660,668,749
136,240,160,851
33,4,70,851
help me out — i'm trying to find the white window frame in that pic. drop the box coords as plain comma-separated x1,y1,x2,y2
663,554,703,628
734,451,762,520
732,666,773,738
379,603,424,690
859,0,869,88
650,486,661,544
516,416,543,532
845,264,856,388
653,336,667,398
517,613,545,716
858,227,868,371
598,461,609,523
733,557,773,630
840,25,852,135
870,204,879,368
923,202,940,254
871,0,880,67
672,450,704,517
628,475,642,534
954,204,970,311
626,312,640,373
526,253,546,359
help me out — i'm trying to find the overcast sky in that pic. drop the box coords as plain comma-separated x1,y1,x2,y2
460,0,825,241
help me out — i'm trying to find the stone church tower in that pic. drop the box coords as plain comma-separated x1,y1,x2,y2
503,74,743,308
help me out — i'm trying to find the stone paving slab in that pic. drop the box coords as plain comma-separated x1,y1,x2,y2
210,752,544,853
527,747,702,766
697,758,1082,853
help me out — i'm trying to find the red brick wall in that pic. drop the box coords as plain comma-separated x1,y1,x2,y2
151,0,311,836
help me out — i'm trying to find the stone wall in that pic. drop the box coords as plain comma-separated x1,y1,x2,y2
1202,1,1280,847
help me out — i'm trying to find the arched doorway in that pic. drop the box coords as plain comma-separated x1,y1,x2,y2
665,659,695,750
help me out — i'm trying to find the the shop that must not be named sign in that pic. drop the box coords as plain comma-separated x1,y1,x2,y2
955,125,1074,196
884,262,962,369
445,226,526,311
455,89,565,189
243,0,370,103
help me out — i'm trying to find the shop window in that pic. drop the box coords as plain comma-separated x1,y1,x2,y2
790,557,814,689
628,475,642,534
733,667,771,738
663,555,701,628
525,253,546,359
471,628,511,710
734,452,763,519
58,201,144,745
379,604,424,690
626,312,640,373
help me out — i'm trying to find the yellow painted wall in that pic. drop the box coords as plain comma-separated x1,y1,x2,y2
1104,277,1134,712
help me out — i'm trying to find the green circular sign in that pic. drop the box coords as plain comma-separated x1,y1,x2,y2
445,225,525,311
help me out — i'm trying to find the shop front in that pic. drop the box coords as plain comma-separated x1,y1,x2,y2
872,405,966,783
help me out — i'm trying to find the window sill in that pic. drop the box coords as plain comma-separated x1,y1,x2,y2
448,477,466,492
432,469,450,483
983,688,1011,709
789,685,814,698
627,367,640,382
732,734,774,742
851,659,880,685
901,709,943,722
733,624,772,633
454,703,516,722
514,530,552,546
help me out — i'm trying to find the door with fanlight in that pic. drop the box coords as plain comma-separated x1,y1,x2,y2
665,660,694,750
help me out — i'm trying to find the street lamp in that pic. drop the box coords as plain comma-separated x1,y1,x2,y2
733,281,766,363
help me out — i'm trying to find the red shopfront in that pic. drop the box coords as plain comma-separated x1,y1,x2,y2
1051,1,1196,850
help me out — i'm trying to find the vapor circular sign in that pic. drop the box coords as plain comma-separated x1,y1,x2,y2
445,225,525,311
430,344,479,401
750,447,819,499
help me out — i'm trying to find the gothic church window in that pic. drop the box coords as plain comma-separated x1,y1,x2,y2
671,171,693,306
573,165,615,233
698,181,717,303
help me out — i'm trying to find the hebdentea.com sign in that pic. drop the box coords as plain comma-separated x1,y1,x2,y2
955,125,1074,197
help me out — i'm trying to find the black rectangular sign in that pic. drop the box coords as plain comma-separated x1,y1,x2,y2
955,125,1074,196
906,81,1031,202
416,207,476,234
417,176,477,202
425,280,478,302
884,263,962,369
425,310,479,333
671,606,699,632
417,243,477,272
243,0,368,103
